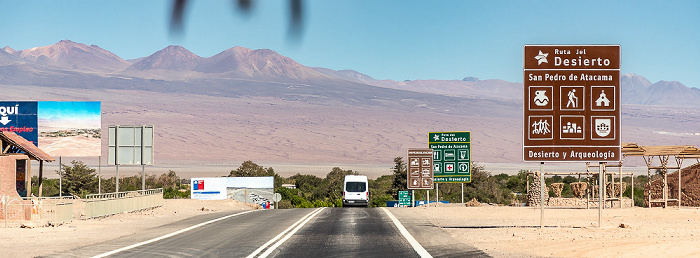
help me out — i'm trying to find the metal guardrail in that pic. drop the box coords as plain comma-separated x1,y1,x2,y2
1,196,74,228
85,188,163,218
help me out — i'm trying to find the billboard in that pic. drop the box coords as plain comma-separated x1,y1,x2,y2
191,177,274,204
108,125,154,165
0,101,101,156
38,101,101,157
0,101,38,144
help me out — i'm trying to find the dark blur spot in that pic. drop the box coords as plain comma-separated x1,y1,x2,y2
169,0,188,38
169,0,305,42
287,0,304,42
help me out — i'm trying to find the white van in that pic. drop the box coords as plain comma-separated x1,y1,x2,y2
342,175,369,207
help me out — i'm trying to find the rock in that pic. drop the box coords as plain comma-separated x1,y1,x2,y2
550,183,564,197
20,223,37,229
465,198,480,207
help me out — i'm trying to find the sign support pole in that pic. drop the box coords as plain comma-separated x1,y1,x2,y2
59,156,62,197
141,164,145,190
540,162,544,228
426,190,429,207
98,156,101,194
141,125,145,190
599,162,604,228
412,190,415,207
461,183,464,203
116,164,119,193
436,183,439,203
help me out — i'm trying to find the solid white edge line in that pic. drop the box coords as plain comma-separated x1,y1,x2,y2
91,210,258,258
258,207,326,258
381,207,433,258
245,207,323,258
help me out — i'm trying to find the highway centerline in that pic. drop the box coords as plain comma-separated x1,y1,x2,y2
247,207,326,258
381,207,433,258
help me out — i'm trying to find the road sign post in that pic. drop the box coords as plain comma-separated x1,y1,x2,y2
429,132,471,183
524,45,621,229
399,191,411,207
523,45,620,162
407,149,434,190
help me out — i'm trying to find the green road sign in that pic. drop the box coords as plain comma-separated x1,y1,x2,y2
399,191,411,206
429,132,471,183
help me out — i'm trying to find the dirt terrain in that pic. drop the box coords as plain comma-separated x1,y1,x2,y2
0,199,256,257
3,199,700,257
397,204,700,257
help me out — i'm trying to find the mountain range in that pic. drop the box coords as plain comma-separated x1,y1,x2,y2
2,40,699,106
1,40,699,171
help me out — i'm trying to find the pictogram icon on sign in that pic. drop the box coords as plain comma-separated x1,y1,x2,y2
529,86,553,111
595,119,611,137
591,86,615,111
535,50,548,65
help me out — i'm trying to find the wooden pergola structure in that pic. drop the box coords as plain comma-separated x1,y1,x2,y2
621,143,700,208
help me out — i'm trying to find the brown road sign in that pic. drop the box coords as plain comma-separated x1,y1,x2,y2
523,45,620,162
407,148,434,189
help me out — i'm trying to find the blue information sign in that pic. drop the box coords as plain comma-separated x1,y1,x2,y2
0,101,38,144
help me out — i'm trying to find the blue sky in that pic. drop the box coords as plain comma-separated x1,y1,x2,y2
2,1,699,87
38,101,101,120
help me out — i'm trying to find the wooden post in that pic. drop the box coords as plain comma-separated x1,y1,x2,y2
540,162,545,229
599,162,604,228
619,165,622,208
27,158,32,197
38,160,44,197
678,165,682,210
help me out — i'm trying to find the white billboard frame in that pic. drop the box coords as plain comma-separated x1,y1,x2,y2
108,125,154,166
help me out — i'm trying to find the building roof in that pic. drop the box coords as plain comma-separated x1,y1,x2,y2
622,143,700,157
0,131,55,162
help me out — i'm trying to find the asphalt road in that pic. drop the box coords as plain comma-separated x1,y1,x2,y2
50,208,487,258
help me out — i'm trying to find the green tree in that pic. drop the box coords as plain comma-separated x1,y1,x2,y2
229,160,275,177
390,157,407,199
369,174,394,207
326,167,357,201
59,160,98,197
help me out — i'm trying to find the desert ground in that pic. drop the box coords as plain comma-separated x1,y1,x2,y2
397,204,700,257
3,200,700,257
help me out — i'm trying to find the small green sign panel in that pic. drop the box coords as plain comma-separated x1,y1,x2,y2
429,132,471,183
399,191,411,206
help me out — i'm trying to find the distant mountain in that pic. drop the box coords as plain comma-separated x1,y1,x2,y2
1,46,17,54
2,40,700,107
621,73,652,104
619,74,700,106
0,47,20,65
641,81,700,106
311,67,376,83
9,40,130,73
193,46,328,81
128,45,202,71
